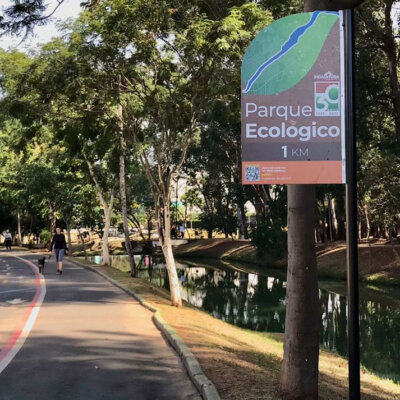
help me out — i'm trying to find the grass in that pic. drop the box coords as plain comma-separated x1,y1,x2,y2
78,259,400,400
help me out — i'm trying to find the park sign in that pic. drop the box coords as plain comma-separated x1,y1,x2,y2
241,11,346,184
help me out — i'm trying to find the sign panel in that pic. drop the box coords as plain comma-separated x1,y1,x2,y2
241,11,346,184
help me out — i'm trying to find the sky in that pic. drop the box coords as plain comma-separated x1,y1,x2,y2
0,1,399,52
0,0,82,51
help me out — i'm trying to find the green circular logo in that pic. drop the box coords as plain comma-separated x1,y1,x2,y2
328,86,339,101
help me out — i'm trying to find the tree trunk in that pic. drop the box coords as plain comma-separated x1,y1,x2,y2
331,197,339,238
118,105,137,277
17,211,22,246
85,159,114,266
281,2,367,399
335,194,346,240
281,185,319,399
49,212,56,234
66,222,72,252
102,205,112,265
78,227,88,261
382,1,400,143
147,217,152,242
237,202,245,239
29,215,33,238
364,204,371,239
327,197,333,241
160,202,182,307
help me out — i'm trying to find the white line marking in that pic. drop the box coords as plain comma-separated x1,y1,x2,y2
0,256,46,374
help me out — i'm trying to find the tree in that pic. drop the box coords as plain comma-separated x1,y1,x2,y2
74,0,270,306
83,147,117,266
0,0,100,36
125,164,155,243
356,0,400,144
0,41,121,261
0,0,66,35
280,2,366,400
250,185,287,260
117,104,137,276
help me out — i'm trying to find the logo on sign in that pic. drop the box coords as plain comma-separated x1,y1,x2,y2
314,81,340,117
314,71,339,80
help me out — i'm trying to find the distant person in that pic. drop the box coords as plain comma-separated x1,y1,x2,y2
50,227,67,275
4,230,12,250
179,224,185,239
171,225,177,240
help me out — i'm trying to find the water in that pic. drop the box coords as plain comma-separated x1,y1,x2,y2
84,254,400,383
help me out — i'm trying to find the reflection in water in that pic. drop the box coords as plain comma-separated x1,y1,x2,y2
321,291,400,383
85,255,400,383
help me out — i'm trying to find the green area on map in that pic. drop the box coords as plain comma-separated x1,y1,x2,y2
242,12,339,96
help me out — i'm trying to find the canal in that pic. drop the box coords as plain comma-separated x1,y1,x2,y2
84,254,400,383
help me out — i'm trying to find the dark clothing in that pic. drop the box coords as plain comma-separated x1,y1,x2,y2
50,233,67,250
171,228,177,240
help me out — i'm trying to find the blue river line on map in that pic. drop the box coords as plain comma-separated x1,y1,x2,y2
243,11,339,94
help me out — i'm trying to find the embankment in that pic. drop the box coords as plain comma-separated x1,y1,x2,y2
174,239,400,285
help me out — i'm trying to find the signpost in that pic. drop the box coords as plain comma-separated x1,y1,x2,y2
241,10,360,399
344,8,360,399
241,11,346,184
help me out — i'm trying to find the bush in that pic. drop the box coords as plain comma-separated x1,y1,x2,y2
250,219,287,260
39,229,52,245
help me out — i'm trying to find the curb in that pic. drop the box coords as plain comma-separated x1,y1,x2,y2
66,257,221,400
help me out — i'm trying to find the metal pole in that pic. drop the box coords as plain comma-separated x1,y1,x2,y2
328,195,333,242
344,8,360,400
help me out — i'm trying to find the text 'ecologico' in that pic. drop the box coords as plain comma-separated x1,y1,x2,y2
244,103,341,141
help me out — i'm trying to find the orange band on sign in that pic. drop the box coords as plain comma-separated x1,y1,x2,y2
242,161,343,184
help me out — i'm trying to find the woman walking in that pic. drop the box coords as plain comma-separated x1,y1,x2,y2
50,227,67,275
4,230,12,250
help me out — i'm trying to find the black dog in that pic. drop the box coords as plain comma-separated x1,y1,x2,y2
38,257,46,274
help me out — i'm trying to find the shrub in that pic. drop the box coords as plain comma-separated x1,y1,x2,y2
250,219,287,260
39,229,52,245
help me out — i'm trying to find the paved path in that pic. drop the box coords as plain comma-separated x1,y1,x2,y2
0,251,201,400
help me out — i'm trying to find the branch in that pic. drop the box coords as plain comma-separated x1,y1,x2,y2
171,114,197,177
139,152,162,195
0,0,66,37
158,36,185,64
84,156,107,208
128,214,147,242
36,0,65,22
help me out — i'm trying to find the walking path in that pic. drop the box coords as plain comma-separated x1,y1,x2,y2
0,251,201,400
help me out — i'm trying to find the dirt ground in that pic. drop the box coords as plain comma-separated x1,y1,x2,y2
317,242,400,283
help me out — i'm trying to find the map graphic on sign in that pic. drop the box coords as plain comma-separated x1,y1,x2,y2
241,11,346,184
